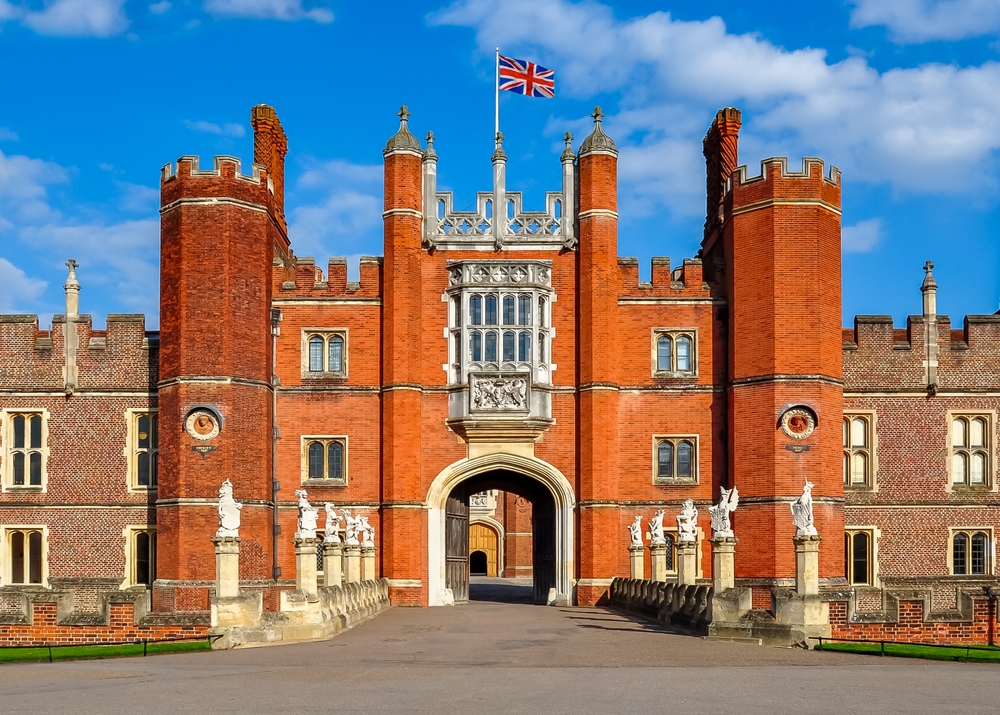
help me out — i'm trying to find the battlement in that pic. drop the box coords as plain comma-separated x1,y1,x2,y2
274,255,383,298
729,157,841,189
617,256,711,296
847,313,1000,353
161,155,270,187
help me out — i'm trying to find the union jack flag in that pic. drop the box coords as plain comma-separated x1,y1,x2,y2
498,55,555,98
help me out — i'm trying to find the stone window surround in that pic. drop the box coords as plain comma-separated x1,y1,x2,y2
947,526,994,576
301,328,348,379
844,525,880,587
300,435,348,486
124,408,158,493
651,328,698,378
1,408,50,493
946,410,996,492
843,411,878,492
0,524,48,587
651,435,700,486
121,524,156,589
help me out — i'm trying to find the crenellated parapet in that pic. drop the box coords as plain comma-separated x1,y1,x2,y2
617,257,712,297
728,156,841,210
273,255,383,298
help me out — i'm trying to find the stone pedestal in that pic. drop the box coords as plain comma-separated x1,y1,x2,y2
344,545,362,584
323,541,343,589
212,536,241,599
294,537,320,599
629,545,645,580
710,537,736,592
361,546,376,582
649,543,668,583
794,535,821,596
677,540,697,586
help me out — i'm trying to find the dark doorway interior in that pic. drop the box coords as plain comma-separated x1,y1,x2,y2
470,550,488,575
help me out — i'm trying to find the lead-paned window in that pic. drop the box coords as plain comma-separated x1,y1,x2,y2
303,438,347,485
844,529,874,585
952,529,991,575
843,414,874,488
470,295,482,325
654,437,698,484
6,529,43,585
518,331,531,362
652,331,696,376
132,412,158,489
502,331,515,361
518,295,531,325
5,412,45,489
304,332,348,376
503,295,515,325
485,331,498,362
951,415,992,487
485,296,498,325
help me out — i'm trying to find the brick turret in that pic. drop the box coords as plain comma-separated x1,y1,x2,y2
576,107,621,605
156,109,288,609
723,157,845,584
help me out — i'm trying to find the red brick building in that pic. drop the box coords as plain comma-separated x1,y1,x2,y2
1,104,998,634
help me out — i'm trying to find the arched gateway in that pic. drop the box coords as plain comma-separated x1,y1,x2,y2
426,453,575,606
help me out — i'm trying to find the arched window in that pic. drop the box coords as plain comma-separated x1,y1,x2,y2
518,295,531,325
329,442,343,481
328,335,344,372
308,336,324,372
136,532,151,586
554,199,562,219
502,331,515,361
518,332,531,362
951,415,992,486
453,296,462,326
470,295,482,325
503,295,515,324
664,534,675,571
8,529,43,584
972,532,988,575
656,336,672,372
10,413,43,487
676,336,691,372
677,441,693,478
471,331,483,362
851,531,870,585
485,331,498,362
136,413,158,488
485,295,498,325
538,335,546,363
657,441,673,479
953,532,969,575
843,415,873,488
308,442,324,480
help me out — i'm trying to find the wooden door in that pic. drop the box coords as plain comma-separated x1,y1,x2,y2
532,505,556,604
469,523,498,576
445,491,470,603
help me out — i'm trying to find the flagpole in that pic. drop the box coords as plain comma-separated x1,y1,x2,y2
495,47,500,138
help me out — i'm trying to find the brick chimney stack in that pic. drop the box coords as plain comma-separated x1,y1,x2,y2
702,108,742,237
251,104,288,230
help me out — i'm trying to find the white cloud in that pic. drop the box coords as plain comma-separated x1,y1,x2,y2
0,257,47,312
0,1,20,21
433,0,1000,220
204,0,333,23
0,149,68,227
183,119,246,137
119,182,159,213
850,0,1000,43
289,160,382,259
842,218,883,253
23,0,129,37
0,128,18,142
149,0,171,14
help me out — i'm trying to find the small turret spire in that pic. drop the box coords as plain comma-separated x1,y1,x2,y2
579,106,617,156
64,258,80,319
383,105,422,155
492,131,507,162
921,259,937,292
560,131,575,162
423,131,437,161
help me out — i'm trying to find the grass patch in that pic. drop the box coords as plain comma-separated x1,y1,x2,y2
817,640,1000,663
0,639,211,664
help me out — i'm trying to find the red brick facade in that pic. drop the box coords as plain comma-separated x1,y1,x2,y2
2,104,998,644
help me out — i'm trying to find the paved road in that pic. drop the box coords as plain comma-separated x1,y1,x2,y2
1,578,998,714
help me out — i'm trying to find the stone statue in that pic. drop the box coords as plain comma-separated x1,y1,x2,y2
676,500,698,543
294,489,319,540
627,515,643,548
323,503,342,543
709,487,740,539
791,480,818,536
648,509,666,546
216,479,242,538
359,516,376,547
343,508,362,546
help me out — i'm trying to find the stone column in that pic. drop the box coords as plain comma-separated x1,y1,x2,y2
794,535,821,596
361,546,376,582
649,543,668,583
710,537,736,592
344,545,362,584
677,540,697,586
212,536,241,599
323,541,343,589
629,545,645,580
294,537,320,599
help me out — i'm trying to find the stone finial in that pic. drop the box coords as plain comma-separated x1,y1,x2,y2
383,105,422,154
492,131,507,162
921,259,937,292
423,130,438,161
560,131,575,162
63,259,80,319
579,106,617,156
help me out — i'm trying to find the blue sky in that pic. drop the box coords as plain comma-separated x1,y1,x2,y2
1,0,998,329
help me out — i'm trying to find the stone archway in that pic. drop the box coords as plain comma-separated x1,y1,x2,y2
426,453,575,607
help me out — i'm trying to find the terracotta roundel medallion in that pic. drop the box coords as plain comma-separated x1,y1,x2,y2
780,407,815,440
185,409,220,441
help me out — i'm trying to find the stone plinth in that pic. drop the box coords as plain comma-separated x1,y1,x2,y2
211,536,240,599
362,546,376,582
710,537,736,592
649,543,668,583
794,535,821,596
629,545,645,580
677,540,697,586
294,537,320,599
323,542,343,588
344,545,362,584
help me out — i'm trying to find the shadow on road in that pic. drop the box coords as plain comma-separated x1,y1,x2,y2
469,577,535,604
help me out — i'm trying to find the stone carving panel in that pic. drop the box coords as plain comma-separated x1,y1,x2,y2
470,373,529,413
447,260,552,290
